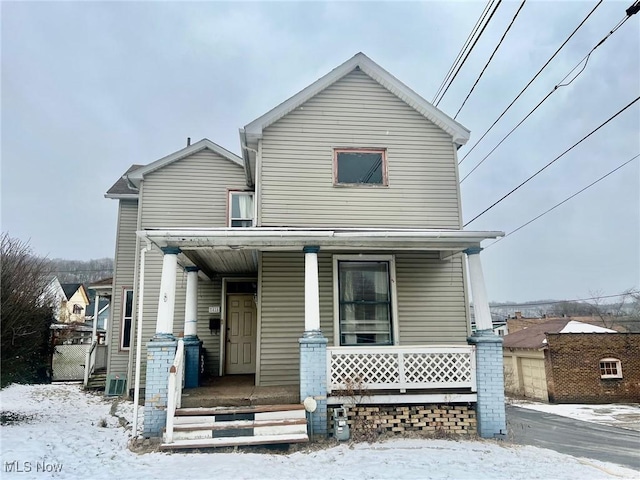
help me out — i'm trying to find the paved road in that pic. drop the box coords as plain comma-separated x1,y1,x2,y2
507,405,640,470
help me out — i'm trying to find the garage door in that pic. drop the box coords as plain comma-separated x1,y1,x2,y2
521,357,548,401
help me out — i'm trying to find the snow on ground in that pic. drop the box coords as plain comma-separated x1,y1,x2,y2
509,398,640,432
1,383,638,480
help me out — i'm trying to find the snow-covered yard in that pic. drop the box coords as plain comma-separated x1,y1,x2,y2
1,383,638,479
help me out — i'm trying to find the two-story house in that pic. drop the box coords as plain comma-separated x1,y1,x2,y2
104,53,506,448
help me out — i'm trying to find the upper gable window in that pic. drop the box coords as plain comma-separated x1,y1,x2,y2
229,192,254,227
334,149,387,186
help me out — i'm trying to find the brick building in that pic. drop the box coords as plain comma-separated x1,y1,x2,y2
503,318,640,403
545,333,640,403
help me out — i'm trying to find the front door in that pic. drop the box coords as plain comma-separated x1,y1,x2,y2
225,294,257,374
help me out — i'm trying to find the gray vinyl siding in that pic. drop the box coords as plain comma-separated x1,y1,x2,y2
141,149,247,228
132,149,247,384
395,252,468,344
107,200,138,377
259,69,461,229
258,252,333,386
258,251,466,386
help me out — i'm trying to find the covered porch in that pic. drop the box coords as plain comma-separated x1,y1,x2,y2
136,227,505,442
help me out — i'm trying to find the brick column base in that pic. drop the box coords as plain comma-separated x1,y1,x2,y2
183,337,201,389
143,338,177,438
299,333,328,436
468,330,506,439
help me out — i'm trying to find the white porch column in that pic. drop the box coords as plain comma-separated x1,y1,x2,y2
465,246,493,332
184,266,199,338
92,293,100,342
303,246,321,334
156,247,181,337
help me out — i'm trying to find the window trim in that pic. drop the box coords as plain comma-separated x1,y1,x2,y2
119,288,134,352
227,190,255,227
333,148,388,187
599,358,622,379
332,254,399,347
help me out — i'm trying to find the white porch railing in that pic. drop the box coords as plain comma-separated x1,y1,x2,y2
83,341,98,387
327,345,476,393
165,339,185,444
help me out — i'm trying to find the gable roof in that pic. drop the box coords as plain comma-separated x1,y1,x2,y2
60,283,89,303
242,52,471,148
105,164,144,199
503,318,617,349
126,138,244,188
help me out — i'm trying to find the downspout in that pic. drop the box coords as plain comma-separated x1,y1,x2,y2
131,239,151,438
239,128,256,188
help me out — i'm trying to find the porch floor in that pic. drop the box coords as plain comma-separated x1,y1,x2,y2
181,375,300,408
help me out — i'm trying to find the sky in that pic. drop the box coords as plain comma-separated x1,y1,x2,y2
2,1,639,303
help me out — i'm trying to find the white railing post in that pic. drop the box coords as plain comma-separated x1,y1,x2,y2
83,341,97,387
398,351,407,393
165,338,184,444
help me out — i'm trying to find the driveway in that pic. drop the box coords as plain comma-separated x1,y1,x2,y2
507,405,640,470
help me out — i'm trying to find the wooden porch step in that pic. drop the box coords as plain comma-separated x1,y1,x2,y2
175,404,305,416
160,433,309,451
173,418,307,431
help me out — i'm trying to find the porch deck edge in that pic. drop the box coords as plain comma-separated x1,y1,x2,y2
327,393,477,405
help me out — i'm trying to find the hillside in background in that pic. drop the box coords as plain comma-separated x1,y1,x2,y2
48,257,113,284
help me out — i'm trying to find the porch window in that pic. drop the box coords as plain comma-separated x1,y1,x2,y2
599,358,622,379
337,259,394,346
229,191,254,227
120,289,133,350
334,148,387,186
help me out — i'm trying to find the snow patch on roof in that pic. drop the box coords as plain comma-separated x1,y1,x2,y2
559,320,617,334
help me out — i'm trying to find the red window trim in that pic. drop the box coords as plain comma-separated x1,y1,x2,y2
333,148,388,187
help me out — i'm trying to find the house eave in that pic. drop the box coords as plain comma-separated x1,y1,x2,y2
104,193,139,200
137,227,503,251
127,139,244,188
243,52,471,148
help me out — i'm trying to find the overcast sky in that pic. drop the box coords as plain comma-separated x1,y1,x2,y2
2,1,638,303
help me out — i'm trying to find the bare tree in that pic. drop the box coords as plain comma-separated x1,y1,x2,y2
1,233,55,387
586,289,640,331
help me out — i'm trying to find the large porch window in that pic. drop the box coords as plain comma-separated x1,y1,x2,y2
335,256,396,346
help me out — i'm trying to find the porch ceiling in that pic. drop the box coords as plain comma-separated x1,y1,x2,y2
184,249,258,277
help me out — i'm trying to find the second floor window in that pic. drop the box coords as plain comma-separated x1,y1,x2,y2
334,148,387,186
229,192,254,227
72,304,83,315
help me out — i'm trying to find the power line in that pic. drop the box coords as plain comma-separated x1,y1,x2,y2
490,291,639,308
454,0,527,119
485,153,639,248
459,11,634,182
458,0,607,165
434,0,503,107
433,1,494,104
464,95,640,227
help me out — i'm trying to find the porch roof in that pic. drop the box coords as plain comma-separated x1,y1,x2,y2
138,227,502,277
